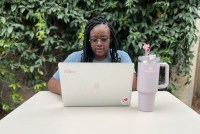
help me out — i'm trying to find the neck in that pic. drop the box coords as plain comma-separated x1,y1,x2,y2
94,55,107,61
94,53,109,62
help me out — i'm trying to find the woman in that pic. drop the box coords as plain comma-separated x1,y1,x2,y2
48,16,137,94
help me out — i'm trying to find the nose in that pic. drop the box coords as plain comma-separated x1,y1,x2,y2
96,39,103,46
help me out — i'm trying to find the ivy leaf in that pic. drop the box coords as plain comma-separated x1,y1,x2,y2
38,69,44,75
26,31,34,39
57,14,63,19
7,27,13,34
11,5,17,12
11,93,18,102
2,103,10,112
30,66,34,73
0,28,6,36
34,83,43,92
12,23,25,31
0,17,6,24
20,8,26,13
9,83,21,90
48,55,56,62
30,32,34,39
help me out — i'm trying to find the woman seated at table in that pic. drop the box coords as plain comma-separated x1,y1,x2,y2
47,16,137,94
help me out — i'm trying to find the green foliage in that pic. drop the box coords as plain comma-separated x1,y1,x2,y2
0,0,200,111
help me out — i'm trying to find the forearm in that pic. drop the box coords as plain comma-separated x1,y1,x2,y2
47,77,61,95
132,73,137,91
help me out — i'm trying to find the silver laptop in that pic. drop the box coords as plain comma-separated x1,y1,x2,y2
58,63,134,106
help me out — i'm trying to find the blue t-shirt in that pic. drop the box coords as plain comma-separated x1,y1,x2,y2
53,50,134,80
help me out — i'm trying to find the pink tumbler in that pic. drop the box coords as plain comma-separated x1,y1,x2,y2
137,55,169,112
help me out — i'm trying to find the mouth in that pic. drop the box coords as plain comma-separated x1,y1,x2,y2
95,48,104,53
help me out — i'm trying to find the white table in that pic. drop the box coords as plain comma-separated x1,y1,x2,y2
1,91,200,134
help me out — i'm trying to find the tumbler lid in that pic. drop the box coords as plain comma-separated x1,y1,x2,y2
138,55,160,63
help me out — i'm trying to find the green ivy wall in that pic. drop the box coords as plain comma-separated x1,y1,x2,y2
0,0,200,111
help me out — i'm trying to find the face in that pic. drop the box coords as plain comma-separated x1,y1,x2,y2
89,24,111,61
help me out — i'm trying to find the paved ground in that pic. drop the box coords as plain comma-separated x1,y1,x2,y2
0,108,9,120
192,96,200,114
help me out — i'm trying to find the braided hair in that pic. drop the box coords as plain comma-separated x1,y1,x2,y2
81,16,121,62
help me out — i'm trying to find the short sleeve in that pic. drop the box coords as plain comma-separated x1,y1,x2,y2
53,70,60,80
53,51,83,80
117,51,136,73
117,51,132,63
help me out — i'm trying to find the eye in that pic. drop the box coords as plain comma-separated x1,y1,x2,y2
101,37,108,42
90,38,98,43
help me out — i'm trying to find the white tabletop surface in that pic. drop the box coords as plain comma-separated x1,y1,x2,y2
0,91,200,134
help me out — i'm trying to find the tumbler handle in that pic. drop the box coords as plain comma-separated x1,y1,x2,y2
158,63,169,89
